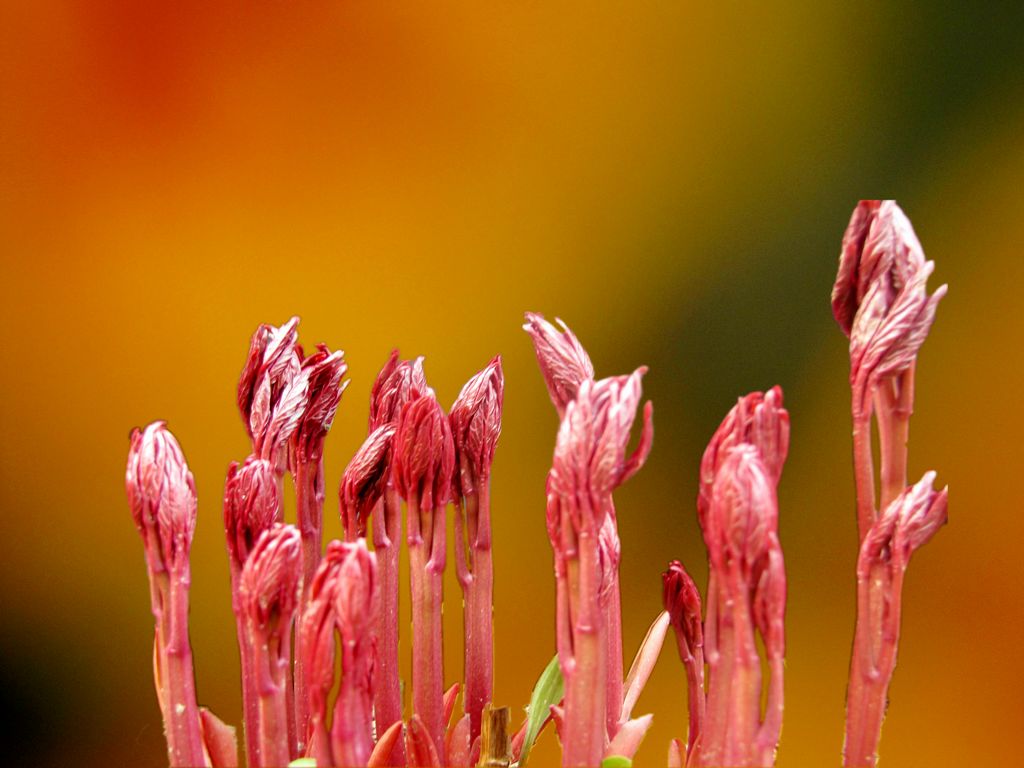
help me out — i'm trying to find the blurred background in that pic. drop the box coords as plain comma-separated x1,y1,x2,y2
2,2,1022,765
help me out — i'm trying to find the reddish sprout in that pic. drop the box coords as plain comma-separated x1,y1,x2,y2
126,421,198,573
523,312,595,417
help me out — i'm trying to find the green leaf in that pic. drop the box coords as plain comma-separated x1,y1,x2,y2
288,759,317,767
601,757,633,768
517,654,564,767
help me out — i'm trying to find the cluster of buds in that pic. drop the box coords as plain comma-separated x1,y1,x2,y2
526,313,661,767
663,388,790,768
124,207,950,768
833,201,949,767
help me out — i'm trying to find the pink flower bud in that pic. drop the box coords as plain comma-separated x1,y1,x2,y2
238,524,303,640
861,471,948,572
523,312,595,417
237,317,302,440
393,392,455,512
339,424,396,540
832,201,947,407
698,387,788,528
662,561,703,663
449,356,504,494
294,343,349,464
549,372,653,517
832,200,927,338
369,350,428,430
333,538,379,644
223,457,280,569
849,260,946,392
300,544,346,755
126,421,197,573
703,446,778,575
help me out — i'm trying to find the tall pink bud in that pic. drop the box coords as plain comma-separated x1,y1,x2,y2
369,350,428,430
290,341,348,750
239,524,302,768
394,392,455,515
125,422,205,767
224,456,282,765
300,541,379,768
331,540,379,767
832,200,932,339
224,457,280,576
833,202,949,766
703,446,778,577
450,357,504,743
127,422,198,575
697,440,787,768
395,391,454,760
663,561,705,759
523,312,595,417
293,343,349,466
698,387,789,529
832,201,947,537
366,349,427,766
546,373,653,767
339,424,396,540
237,318,305,471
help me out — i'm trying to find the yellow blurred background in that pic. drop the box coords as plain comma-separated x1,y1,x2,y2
2,2,1022,765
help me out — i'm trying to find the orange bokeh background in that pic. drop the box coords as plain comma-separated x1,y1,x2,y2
2,3,1022,766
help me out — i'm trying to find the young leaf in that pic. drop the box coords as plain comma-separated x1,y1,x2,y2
288,759,317,767
602,757,633,768
517,655,564,767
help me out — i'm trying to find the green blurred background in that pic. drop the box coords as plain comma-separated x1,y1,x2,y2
2,2,1022,765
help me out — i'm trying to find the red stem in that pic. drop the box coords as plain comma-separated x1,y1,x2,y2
161,565,207,767
666,601,705,761
852,392,877,543
562,526,606,768
294,458,324,756
874,366,914,514
409,497,447,762
233,600,260,768
253,631,292,768
844,562,905,767
756,654,784,766
459,482,495,745
331,641,375,767
724,570,760,767
604,578,624,742
374,490,405,765
698,573,734,768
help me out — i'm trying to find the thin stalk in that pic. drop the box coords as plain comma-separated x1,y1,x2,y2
875,365,915,513
253,632,292,768
294,458,324,754
374,489,404,764
604,578,624,741
409,496,446,761
756,653,784,766
844,562,904,767
562,527,606,768
680,632,705,758
233,604,260,768
699,578,734,768
331,642,375,767
162,567,207,767
851,394,877,543
460,484,496,744
724,575,760,767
